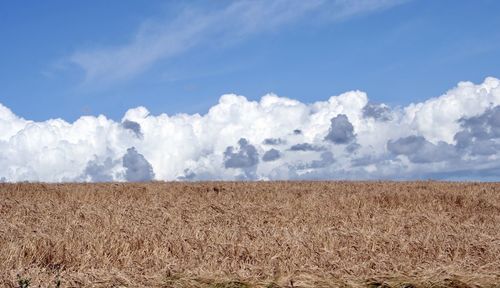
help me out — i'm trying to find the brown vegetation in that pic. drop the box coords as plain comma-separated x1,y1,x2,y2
0,181,499,287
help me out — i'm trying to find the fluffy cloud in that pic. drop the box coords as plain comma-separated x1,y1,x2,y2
122,120,143,138
362,103,392,121
1,77,500,182
263,138,286,145
262,149,281,162
307,151,335,169
80,157,116,182
122,147,155,182
454,106,500,156
324,114,356,144
223,138,259,179
289,143,325,152
387,136,456,163
224,138,259,169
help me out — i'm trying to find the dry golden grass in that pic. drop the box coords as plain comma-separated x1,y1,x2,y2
0,181,499,287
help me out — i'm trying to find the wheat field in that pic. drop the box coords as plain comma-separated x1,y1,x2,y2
0,182,499,287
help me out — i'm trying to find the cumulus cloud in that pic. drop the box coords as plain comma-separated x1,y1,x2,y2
458,105,500,139
363,103,392,121
387,135,456,163
178,169,196,181
224,138,259,168
289,143,325,152
309,151,335,169
122,147,155,182
1,77,500,182
223,138,259,179
454,105,500,155
262,149,281,162
80,157,116,182
263,138,286,145
122,120,143,138
345,142,361,153
403,77,500,143
324,114,356,144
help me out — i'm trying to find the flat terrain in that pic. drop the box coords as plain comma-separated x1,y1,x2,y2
0,182,499,287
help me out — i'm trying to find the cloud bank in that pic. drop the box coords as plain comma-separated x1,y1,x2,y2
1,77,500,182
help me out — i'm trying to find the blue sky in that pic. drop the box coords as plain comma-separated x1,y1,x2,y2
2,0,500,182
1,0,499,121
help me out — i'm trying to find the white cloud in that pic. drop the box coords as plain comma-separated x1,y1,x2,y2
1,77,500,182
67,0,407,85
403,77,500,143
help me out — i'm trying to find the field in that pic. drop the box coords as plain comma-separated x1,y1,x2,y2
0,182,499,288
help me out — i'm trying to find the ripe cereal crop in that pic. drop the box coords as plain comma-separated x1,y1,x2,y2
0,181,499,287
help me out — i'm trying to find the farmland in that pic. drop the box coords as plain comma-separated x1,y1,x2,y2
0,182,499,287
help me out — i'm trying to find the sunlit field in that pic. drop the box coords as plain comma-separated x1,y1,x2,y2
1,182,499,287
